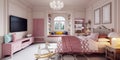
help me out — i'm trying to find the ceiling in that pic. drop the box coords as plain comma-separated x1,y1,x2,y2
20,0,96,9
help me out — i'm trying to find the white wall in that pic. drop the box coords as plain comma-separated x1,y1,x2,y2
73,11,85,19
0,0,5,36
0,0,4,58
117,0,120,33
0,0,33,58
8,0,33,39
86,0,115,29
0,0,7,58
33,8,86,35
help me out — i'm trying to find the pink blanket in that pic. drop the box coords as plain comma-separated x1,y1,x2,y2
56,36,98,54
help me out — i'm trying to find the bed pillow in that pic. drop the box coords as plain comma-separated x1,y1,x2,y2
56,31,63,35
77,36,87,41
98,38,110,42
4,34,12,43
12,33,17,42
87,33,99,41
98,34,107,38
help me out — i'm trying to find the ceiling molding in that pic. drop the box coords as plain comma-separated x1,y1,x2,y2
86,0,99,8
32,6,86,12
18,0,92,10
9,0,33,9
19,0,33,9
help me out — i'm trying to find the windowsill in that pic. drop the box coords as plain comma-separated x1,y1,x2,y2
48,35,68,37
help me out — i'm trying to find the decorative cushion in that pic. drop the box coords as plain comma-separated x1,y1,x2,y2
77,36,87,41
4,34,12,43
12,33,17,42
87,33,99,41
63,31,68,35
26,34,32,37
56,31,63,35
98,34,107,38
98,38,110,42
50,32,55,35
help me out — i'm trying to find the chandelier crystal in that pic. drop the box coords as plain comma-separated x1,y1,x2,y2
50,0,64,10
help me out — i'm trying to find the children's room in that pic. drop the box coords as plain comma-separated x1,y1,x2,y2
0,0,120,60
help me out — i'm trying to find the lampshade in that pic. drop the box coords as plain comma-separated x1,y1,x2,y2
108,32,120,38
49,0,64,10
108,32,120,47
111,38,120,47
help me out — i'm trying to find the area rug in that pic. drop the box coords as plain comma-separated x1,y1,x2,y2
37,54,106,60
60,54,88,60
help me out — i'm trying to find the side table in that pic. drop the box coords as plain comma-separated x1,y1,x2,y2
105,46,120,60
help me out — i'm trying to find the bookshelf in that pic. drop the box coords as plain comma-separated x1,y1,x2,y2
74,18,85,35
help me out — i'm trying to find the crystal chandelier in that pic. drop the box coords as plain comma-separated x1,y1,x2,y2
49,0,64,10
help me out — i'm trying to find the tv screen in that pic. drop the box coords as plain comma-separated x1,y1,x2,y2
10,15,27,32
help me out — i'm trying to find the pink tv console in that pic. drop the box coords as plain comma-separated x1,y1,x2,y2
2,37,34,57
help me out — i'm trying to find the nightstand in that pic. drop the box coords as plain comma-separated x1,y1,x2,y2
105,46,120,60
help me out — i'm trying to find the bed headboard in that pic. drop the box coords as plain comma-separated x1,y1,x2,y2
93,25,113,35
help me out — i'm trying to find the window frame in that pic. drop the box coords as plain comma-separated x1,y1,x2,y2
54,16,65,31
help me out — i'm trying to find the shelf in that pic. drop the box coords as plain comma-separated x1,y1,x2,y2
74,19,85,36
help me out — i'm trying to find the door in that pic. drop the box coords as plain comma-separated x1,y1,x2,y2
33,18,44,42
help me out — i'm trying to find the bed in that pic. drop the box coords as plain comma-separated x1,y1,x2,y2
56,25,113,54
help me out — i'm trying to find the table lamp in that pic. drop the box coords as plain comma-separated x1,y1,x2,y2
108,32,120,47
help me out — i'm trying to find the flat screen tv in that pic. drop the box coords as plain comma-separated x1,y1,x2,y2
10,15,27,32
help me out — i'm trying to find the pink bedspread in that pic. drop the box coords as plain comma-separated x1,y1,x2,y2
56,36,98,54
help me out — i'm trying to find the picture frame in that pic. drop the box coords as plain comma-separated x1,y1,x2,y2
102,3,112,24
94,8,100,25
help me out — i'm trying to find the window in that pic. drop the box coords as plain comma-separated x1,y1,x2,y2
54,16,65,31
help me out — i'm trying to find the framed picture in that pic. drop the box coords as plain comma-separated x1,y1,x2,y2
102,3,112,24
94,8,100,25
